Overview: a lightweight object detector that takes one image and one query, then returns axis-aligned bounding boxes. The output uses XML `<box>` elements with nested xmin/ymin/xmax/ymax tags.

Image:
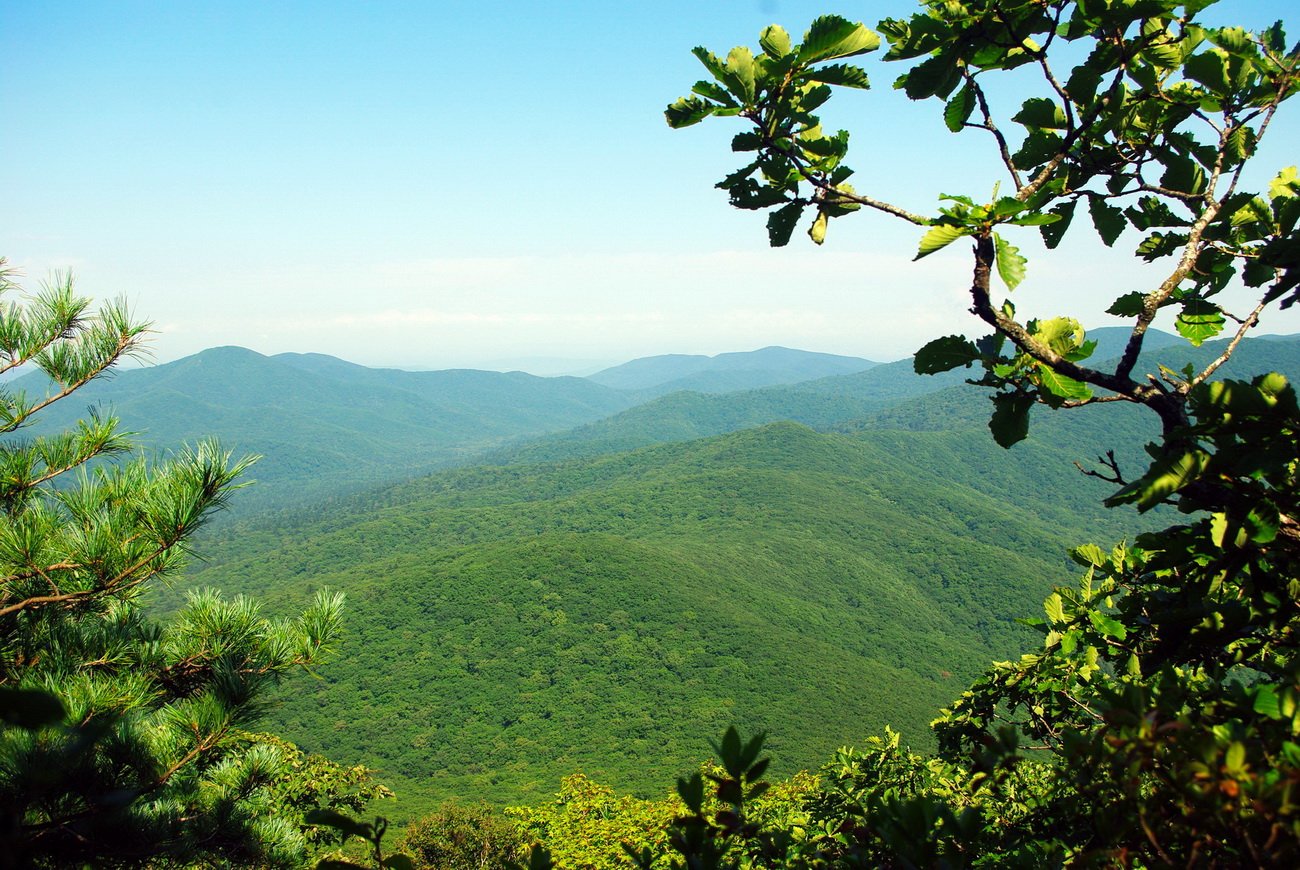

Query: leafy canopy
<box><xmin>667</xmin><ymin>1</ymin><xmax>1300</xmax><ymax>865</ymax></box>
<box><xmin>669</xmin><ymin>0</ymin><xmax>1300</xmax><ymax>447</ymax></box>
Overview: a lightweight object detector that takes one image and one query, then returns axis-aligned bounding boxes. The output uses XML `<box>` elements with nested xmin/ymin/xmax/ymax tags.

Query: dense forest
<box><xmin>3</xmin><ymin>0</ymin><xmax>1300</xmax><ymax>867</ymax></box>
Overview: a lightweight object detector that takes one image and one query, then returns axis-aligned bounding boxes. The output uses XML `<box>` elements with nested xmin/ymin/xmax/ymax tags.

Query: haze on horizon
<box><xmin>5</xmin><ymin>0</ymin><xmax>1298</xmax><ymax>372</ymax></box>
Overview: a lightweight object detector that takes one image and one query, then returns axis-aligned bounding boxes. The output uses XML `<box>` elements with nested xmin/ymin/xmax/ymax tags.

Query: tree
<box><xmin>666</xmin><ymin>0</ymin><xmax>1300</xmax><ymax>864</ymax></box>
<box><xmin>0</xmin><ymin>260</ymin><xmax>348</xmax><ymax>866</ymax></box>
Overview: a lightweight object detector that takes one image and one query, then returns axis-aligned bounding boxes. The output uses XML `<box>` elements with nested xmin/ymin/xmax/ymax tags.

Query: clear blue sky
<box><xmin>3</xmin><ymin>1</ymin><xmax>1297</xmax><ymax>371</ymax></box>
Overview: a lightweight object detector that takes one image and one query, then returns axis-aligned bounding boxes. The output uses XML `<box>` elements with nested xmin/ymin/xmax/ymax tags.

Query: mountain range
<box><xmin>13</xmin><ymin>345</ymin><xmax>882</xmax><ymax>509</ymax></box>
<box><xmin>586</xmin><ymin>346</ymin><xmax>877</xmax><ymax>396</ymax></box>
<box><xmin>17</xmin><ymin>328</ymin><xmax>1298</xmax><ymax>819</ymax></box>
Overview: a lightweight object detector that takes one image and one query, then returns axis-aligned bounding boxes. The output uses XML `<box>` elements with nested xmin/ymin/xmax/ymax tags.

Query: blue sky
<box><xmin>4</xmin><ymin>1</ymin><xmax>1297</xmax><ymax>372</ymax></box>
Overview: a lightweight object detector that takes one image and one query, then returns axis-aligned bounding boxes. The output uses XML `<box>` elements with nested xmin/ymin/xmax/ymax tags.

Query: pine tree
<box><xmin>0</xmin><ymin>259</ymin><xmax>345</xmax><ymax>867</ymax></box>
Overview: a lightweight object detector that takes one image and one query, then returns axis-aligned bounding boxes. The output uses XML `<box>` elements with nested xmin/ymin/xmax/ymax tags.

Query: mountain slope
<box><xmin>496</xmin><ymin>330</ymin><xmax>1293</xmax><ymax>467</ymax></box>
<box><xmin>179</xmin><ymin>417</ymin><xmax>1149</xmax><ymax>817</ymax></box>
<box><xmin>587</xmin><ymin>346</ymin><xmax>877</xmax><ymax>395</ymax></box>
<box><xmin>12</xmin><ymin>346</ymin><xmax>638</xmax><ymax>509</ymax></box>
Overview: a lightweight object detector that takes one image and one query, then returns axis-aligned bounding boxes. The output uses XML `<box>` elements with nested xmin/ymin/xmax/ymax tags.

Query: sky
<box><xmin>3</xmin><ymin>1</ymin><xmax>1298</xmax><ymax>373</ymax></box>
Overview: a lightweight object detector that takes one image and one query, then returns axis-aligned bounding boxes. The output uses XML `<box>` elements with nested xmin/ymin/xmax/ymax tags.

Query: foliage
<box><xmin>256</xmin><ymin>732</ymin><xmax>395</xmax><ymax>857</ymax></box>
<box><xmin>0</xmin><ymin>261</ymin><xmax>348</xmax><ymax>866</ymax></box>
<box><xmin>18</xmin><ymin>344</ymin><xmax>639</xmax><ymax>514</ymax></box>
<box><xmin>184</xmin><ymin>409</ymin><xmax>1167</xmax><ymax>814</ymax></box>
<box><xmin>671</xmin><ymin>1</ymin><xmax>1299</xmax><ymax>444</ymax></box>
<box><xmin>669</xmin><ymin>0</ymin><xmax>1300</xmax><ymax>864</ymax></box>
<box><xmin>303</xmin><ymin>808</ymin><xmax>415</xmax><ymax>870</ymax></box>
<box><xmin>399</xmin><ymin>799</ymin><xmax>529</xmax><ymax>869</ymax></box>
<box><xmin>510</xmin><ymin>774</ymin><xmax>678</xmax><ymax>869</ymax></box>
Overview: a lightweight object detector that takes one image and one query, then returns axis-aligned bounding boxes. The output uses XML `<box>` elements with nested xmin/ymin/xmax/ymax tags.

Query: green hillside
<box><xmin>586</xmin><ymin>346</ymin><xmax>877</xmax><ymax>395</ymax></box>
<box><xmin>498</xmin><ymin>331</ymin><xmax>1293</xmax><ymax>467</ymax></box>
<box><xmin>117</xmin><ymin>332</ymin><xmax>1300</xmax><ymax>821</ymax></box>
<box><xmin>15</xmin><ymin>346</ymin><xmax>638</xmax><ymax>509</ymax></box>
<box><xmin>178</xmin><ymin>418</ymin><xmax>1143</xmax><ymax>819</ymax></box>
<box><xmin>154</xmin><ymin>332</ymin><xmax>1300</xmax><ymax>819</ymax></box>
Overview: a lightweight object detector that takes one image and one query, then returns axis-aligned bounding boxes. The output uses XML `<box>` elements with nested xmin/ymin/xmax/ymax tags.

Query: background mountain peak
<box><xmin>586</xmin><ymin>346</ymin><xmax>878</xmax><ymax>394</ymax></box>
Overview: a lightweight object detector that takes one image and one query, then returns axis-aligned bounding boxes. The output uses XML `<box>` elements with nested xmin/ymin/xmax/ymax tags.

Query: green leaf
<box><xmin>1060</xmin><ymin>630</ymin><xmax>1079</xmax><ymax>655</ymax></box>
<box><xmin>305</xmin><ymin>808</ymin><xmax>372</xmax><ymax>841</ymax></box>
<box><xmin>990</xmin><ymin>197</ymin><xmax>1027</xmax><ymax>220</ymax></box>
<box><xmin>690</xmin><ymin>46</ymin><xmax>729</xmax><ymax>84</ymax></box>
<box><xmin>1009</xmin><ymin>212</ymin><xmax>1062</xmax><ymax>226</ymax></box>
<box><xmin>989</xmin><ymin>392</ymin><xmax>1034</xmax><ymax>448</ymax></box>
<box><xmin>915</xmin><ymin>224</ymin><xmax>970</xmax><ymax>259</ymax></box>
<box><xmin>766</xmin><ymin>202</ymin><xmax>803</xmax><ymax>247</ymax></box>
<box><xmin>1185</xmin><ymin>49</ymin><xmax>1231</xmax><ymax>93</ymax></box>
<box><xmin>1040</xmin><ymin>201</ymin><xmax>1076</xmax><ymax>249</ymax></box>
<box><xmin>1125</xmin><ymin>196</ymin><xmax>1189</xmax><ymax>230</ymax></box>
<box><xmin>1071</xmin><ymin>544</ymin><xmax>1107</xmax><ymax>567</ymax></box>
<box><xmin>1106</xmin><ymin>291</ymin><xmax>1146</xmax><ymax>316</ymax></box>
<box><xmin>1043</xmin><ymin>593</ymin><xmax>1065</xmax><ymax>623</ymax></box>
<box><xmin>665</xmin><ymin>96</ymin><xmax>715</xmax><ymax>128</ymax></box>
<box><xmin>1160</xmin><ymin>154</ymin><xmax>1207</xmax><ymax>196</ymax></box>
<box><xmin>676</xmin><ymin>772</ymin><xmax>705</xmax><ymax>812</ymax></box>
<box><xmin>808</xmin><ymin>211</ymin><xmax>828</xmax><ymax>245</ymax></box>
<box><xmin>1012</xmin><ymin>97</ymin><xmax>1067</xmax><ymax>130</ymax></box>
<box><xmin>1174</xmin><ymin>298</ymin><xmax>1225</xmax><ymax>346</ymax></box>
<box><xmin>1253</xmin><ymin>684</ymin><xmax>1283</xmax><ymax>719</ymax></box>
<box><xmin>1107</xmin><ymin>448</ymin><xmax>1212</xmax><ymax>511</ymax></box>
<box><xmin>1088</xmin><ymin>198</ymin><xmax>1126</xmax><ymax>247</ymax></box>
<box><xmin>725</xmin><ymin>46</ymin><xmax>757</xmax><ymax>102</ymax></box>
<box><xmin>1136</xmin><ymin>231</ymin><xmax>1185</xmax><ymax>261</ymax></box>
<box><xmin>1229</xmin><ymin>195</ymin><xmax>1272</xmax><ymax>227</ymax></box>
<box><xmin>913</xmin><ymin>335</ymin><xmax>980</xmax><ymax>374</ymax></box>
<box><xmin>944</xmin><ymin>85</ymin><xmax>975</xmax><ymax>132</ymax></box>
<box><xmin>690</xmin><ymin>80</ymin><xmax>736</xmax><ymax>106</ymax></box>
<box><xmin>1210</xmin><ymin>511</ymin><xmax>1233</xmax><ymax>547</ymax></box>
<box><xmin>1245</xmin><ymin>500</ymin><xmax>1281</xmax><ymax>544</ymax></box>
<box><xmin>759</xmin><ymin>25</ymin><xmax>792</xmax><ymax>59</ymax></box>
<box><xmin>1263</xmin><ymin>21</ymin><xmax>1288</xmax><ymax>53</ymax></box>
<box><xmin>1029</xmin><ymin>316</ymin><xmax>1087</xmax><ymax>355</ymax></box>
<box><xmin>798</xmin><ymin>16</ymin><xmax>881</xmax><ymax>64</ymax></box>
<box><xmin>1035</xmin><ymin>365</ymin><xmax>1092</xmax><ymax>406</ymax></box>
<box><xmin>1225</xmin><ymin>125</ymin><xmax>1256</xmax><ymax>165</ymax></box>
<box><xmin>1210</xmin><ymin>26</ymin><xmax>1250</xmax><ymax>55</ymax></box>
<box><xmin>1225</xmin><ymin>741</ymin><xmax>1246</xmax><ymax>775</ymax></box>
<box><xmin>804</xmin><ymin>63</ymin><xmax>870</xmax><ymax>88</ymax></box>
<box><xmin>994</xmin><ymin>233</ymin><xmax>1027</xmax><ymax>290</ymax></box>
<box><xmin>527</xmin><ymin>845</ymin><xmax>554</xmax><ymax>870</ymax></box>
<box><xmin>1269</xmin><ymin>166</ymin><xmax>1299</xmax><ymax>200</ymax></box>
<box><xmin>899</xmin><ymin>52</ymin><xmax>962</xmax><ymax>100</ymax></box>
<box><xmin>1140</xmin><ymin>19</ymin><xmax>1183</xmax><ymax>69</ymax></box>
<box><xmin>1088</xmin><ymin>610</ymin><xmax>1128</xmax><ymax>640</ymax></box>
<box><xmin>384</xmin><ymin>857</ymin><xmax>416</xmax><ymax>870</ymax></box>
<box><xmin>1012</xmin><ymin>131</ymin><xmax>1063</xmax><ymax>170</ymax></box>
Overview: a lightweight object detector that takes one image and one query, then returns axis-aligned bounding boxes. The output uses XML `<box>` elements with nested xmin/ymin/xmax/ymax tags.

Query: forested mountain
<box><xmin>28</xmin><ymin>330</ymin><xmax>1297</xmax><ymax>821</ymax></box>
<box><xmin>494</xmin><ymin>327</ymin><xmax>1234</xmax><ymax>467</ymax></box>
<box><xmin>180</xmin><ymin>414</ymin><xmax>1155</xmax><ymax>818</ymax></box>
<box><xmin>14</xmin><ymin>346</ymin><xmax>640</xmax><ymax>508</ymax></box>
<box><xmin>164</xmin><ymin>331</ymin><xmax>1300</xmax><ymax>821</ymax></box>
<box><xmin>586</xmin><ymin>346</ymin><xmax>876</xmax><ymax>395</ymax></box>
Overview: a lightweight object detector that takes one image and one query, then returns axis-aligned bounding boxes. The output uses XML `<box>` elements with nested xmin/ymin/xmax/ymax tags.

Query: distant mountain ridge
<box><xmin>12</xmin><ymin>346</ymin><xmax>639</xmax><ymax>509</ymax></box>
<box><xmin>9</xmin><ymin>328</ymin><xmax>1275</xmax><ymax>509</ymax></box>
<box><xmin>497</xmin><ymin>327</ymin><xmax>1230</xmax><ymax>466</ymax></box>
<box><xmin>586</xmin><ymin>345</ymin><xmax>878</xmax><ymax>395</ymax></box>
